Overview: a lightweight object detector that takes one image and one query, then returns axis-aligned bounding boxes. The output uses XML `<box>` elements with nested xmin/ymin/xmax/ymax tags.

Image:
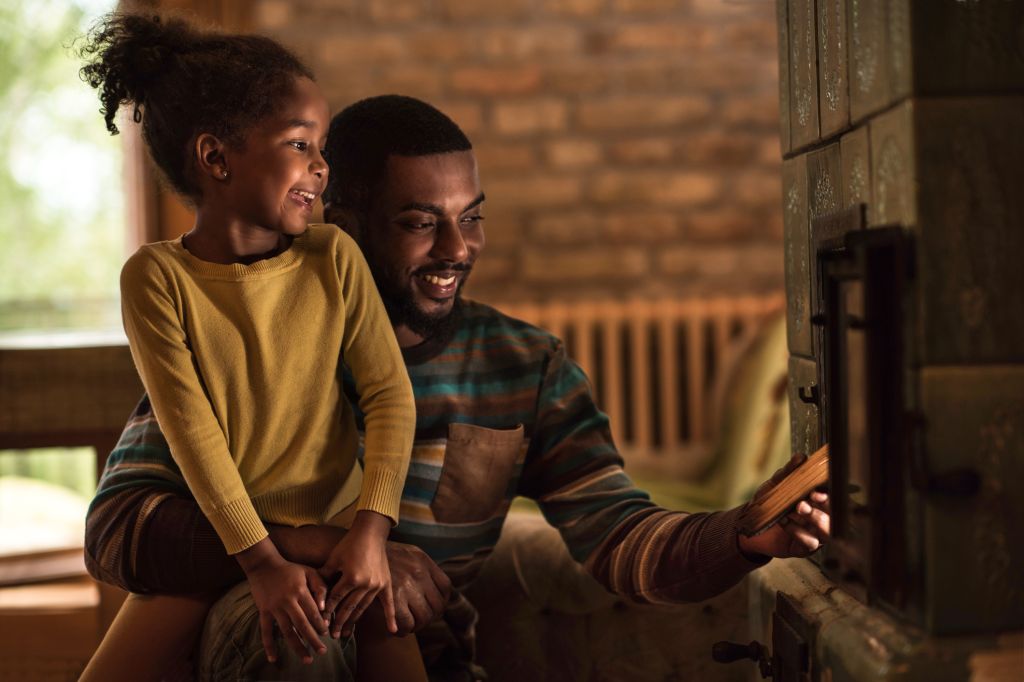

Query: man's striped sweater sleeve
<box><xmin>85</xmin><ymin>397</ymin><xmax>240</xmax><ymax>593</ymax></box>
<box><xmin>519</xmin><ymin>343</ymin><xmax>767</xmax><ymax>605</ymax></box>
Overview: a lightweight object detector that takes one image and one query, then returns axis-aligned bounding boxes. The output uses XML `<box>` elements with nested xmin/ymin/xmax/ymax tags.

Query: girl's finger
<box><xmin>326</xmin><ymin>581</ymin><xmax>355</xmax><ymax>630</ymax></box>
<box><xmin>307</xmin><ymin>570</ymin><xmax>328</xmax><ymax>615</ymax></box>
<box><xmin>328</xmin><ymin>584</ymin><xmax>356</xmax><ymax>638</ymax></box>
<box><xmin>289</xmin><ymin>600</ymin><xmax>327</xmax><ymax>658</ymax></box>
<box><xmin>298</xmin><ymin>586</ymin><xmax>329</xmax><ymax>639</ymax></box>
<box><xmin>336</xmin><ymin>588</ymin><xmax>368</xmax><ymax>637</ymax></box>
<box><xmin>260</xmin><ymin>611</ymin><xmax>277</xmax><ymax>663</ymax></box>
<box><xmin>277</xmin><ymin>612</ymin><xmax>311</xmax><ymax>663</ymax></box>
<box><xmin>344</xmin><ymin>591</ymin><xmax>378</xmax><ymax>636</ymax></box>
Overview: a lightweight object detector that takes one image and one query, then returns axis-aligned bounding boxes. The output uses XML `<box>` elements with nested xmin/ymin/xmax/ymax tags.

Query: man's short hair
<box><xmin>324</xmin><ymin>95</ymin><xmax>472</xmax><ymax>216</ymax></box>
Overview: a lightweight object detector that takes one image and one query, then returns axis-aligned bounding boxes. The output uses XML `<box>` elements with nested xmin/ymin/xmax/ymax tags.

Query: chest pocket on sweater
<box><xmin>431</xmin><ymin>423</ymin><xmax>525</xmax><ymax>524</ymax></box>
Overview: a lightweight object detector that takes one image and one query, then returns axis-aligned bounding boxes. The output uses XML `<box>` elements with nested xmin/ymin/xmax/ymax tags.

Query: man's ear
<box><xmin>194</xmin><ymin>133</ymin><xmax>230</xmax><ymax>181</ymax></box>
<box><xmin>324</xmin><ymin>203</ymin><xmax>363</xmax><ymax>242</ymax></box>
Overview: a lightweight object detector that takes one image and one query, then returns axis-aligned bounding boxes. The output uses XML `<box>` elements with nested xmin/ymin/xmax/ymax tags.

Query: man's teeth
<box><xmin>422</xmin><ymin>274</ymin><xmax>456</xmax><ymax>286</ymax></box>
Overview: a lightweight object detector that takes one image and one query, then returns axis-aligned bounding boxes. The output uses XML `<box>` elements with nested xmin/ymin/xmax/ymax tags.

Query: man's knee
<box><xmin>198</xmin><ymin>581</ymin><xmax>354</xmax><ymax>682</ymax></box>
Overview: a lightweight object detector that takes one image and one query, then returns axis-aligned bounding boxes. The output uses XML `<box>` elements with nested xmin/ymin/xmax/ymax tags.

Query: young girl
<box><xmin>78</xmin><ymin>12</ymin><xmax>424</xmax><ymax>679</ymax></box>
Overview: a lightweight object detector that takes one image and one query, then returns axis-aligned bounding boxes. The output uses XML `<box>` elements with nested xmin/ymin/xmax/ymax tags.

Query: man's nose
<box><xmin>432</xmin><ymin>220</ymin><xmax>469</xmax><ymax>263</ymax></box>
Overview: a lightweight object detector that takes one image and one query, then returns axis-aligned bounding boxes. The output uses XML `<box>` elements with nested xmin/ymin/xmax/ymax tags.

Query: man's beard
<box><xmin>372</xmin><ymin>262</ymin><xmax>471</xmax><ymax>341</ymax></box>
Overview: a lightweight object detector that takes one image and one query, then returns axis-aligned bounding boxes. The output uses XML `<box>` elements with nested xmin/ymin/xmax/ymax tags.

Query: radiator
<box><xmin>498</xmin><ymin>293</ymin><xmax>785</xmax><ymax>474</ymax></box>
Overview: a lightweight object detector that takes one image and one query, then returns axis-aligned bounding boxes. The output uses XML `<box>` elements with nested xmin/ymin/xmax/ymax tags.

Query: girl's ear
<box><xmin>324</xmin><ymin>204</ymin><xmax>362</xmax><ymax>243</ymax></box>
<box><xmin>195</xmin><ymin>133</ymin><xmax>229</xmax><ymax>181</ymax></box>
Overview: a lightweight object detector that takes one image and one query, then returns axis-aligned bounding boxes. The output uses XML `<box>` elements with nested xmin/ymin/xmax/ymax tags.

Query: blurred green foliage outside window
<box><xmin>0</xmin><ymin>0</ymin><xmax>124</xmax><ymax>332</ymax></box>
<box><xmin>1</xmin><ymin>0</ymin><xmax>122</xmax><ymax>554</ymax></box>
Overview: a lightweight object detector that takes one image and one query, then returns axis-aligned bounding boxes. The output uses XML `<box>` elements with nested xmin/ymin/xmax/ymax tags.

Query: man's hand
<box><xmin>384</xmin><ymin>541</ymin><xmax>452</xmax><ymax>637</ymax></box>
<box><xmin>270</xmin><ymin>523</ymin><xmax>451</xmax><ymax>637</ymax></box>
<box><xmin>235</xmin><ymin>538</ymin><xmax>329</xmax><ymax>664</ymax></box>
<box><xmin>738</xmin><ymin>453</ymin><xmax>831</xmax><ymax>559</ymax></box>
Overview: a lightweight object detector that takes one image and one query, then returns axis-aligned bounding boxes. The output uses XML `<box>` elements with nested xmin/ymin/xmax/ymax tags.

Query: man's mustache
<box><xmin>413</xmin><ymin>262</ymin><xmax>473</xmax><ymax>275</ymax></box>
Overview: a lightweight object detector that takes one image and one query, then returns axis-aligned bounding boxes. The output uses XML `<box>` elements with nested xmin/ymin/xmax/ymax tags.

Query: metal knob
<box><xmin>712</xmin><ymin>640</ymin><xmax>772</xmax><ymax>678</ymax></box>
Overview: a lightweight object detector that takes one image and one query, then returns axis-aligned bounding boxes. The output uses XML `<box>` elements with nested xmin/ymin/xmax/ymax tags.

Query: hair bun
<box><xmin>79</xmin><ymin>12</ymin><xmax>193</xmax><ymax>133</ymax></box>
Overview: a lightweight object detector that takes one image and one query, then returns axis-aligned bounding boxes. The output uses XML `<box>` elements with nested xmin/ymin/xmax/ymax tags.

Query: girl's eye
<box><xmin>289</xmin><ymin>141</ymin><xmax>309</xmax><ymax>151</ymax></box>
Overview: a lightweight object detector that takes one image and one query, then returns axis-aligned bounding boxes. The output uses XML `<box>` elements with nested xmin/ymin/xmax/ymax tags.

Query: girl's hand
<box><xmin>320</xmin><ymin>510</ymin><xmax>396</xmax><ymax>639</ymax></box>
<box><xmin>236</xmin><ymin>538</ymin><xmax>329</xmax><ymax>664</ymax></box>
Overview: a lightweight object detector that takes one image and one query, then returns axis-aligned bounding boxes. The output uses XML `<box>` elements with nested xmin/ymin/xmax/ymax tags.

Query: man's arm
<box><xmin>86</xmin><ymin>396</ymin><xmax>450</xmax><ymax>632</ymax></box>
<box><xmin>518</xmin><ymin>342</ymin><xmax>827</xmax><ymax>605</ymax></box>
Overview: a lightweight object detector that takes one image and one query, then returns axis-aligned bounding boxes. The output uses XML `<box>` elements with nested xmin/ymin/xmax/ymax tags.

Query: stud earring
<box><xmin>221</xmin><ymin>169</ymin><xmax>229</xmax><ymax>179</ymax></box>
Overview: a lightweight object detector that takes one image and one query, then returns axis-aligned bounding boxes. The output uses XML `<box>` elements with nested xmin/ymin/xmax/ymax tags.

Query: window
<box><xmin>0</xmin><ymin>0</ymin><xmax>123</xmax><ymax>559</ymax></box>
<box><xmin>0</xmin><ymin>0</ymin><xmax>125</xmax><ymax>332</ymax></box>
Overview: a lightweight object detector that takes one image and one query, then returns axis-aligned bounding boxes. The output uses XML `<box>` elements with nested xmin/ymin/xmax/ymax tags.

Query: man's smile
<box><xmin>415</xmin><ymin>269</ymin><xmax>463</xmax><ymax>300</ymax></box>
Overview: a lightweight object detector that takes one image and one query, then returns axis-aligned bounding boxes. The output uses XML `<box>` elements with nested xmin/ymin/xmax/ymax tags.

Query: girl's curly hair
<box><xmin>79</xmin><ymin>12</ymin><xmax>313</xmax><ymax>200</ymax></box>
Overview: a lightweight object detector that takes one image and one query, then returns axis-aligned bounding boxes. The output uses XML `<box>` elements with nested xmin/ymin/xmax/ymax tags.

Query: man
<box><xmin>84</xmin><ymin>95</ymin><xmax>829</xmax><ymax>680</ymax></box>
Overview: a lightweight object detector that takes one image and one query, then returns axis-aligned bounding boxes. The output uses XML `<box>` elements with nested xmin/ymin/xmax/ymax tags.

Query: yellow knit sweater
<box><xmin>120</xmin><ymin>224</ymin><xmax>414</xmax><ymax>554</ymax></box>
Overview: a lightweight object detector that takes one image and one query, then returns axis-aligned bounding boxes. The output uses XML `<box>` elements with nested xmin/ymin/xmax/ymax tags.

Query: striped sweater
<box><xmin>87</xmin><ymin>300</ymin><xmax>764</xmax><ymax>604</ymax></box>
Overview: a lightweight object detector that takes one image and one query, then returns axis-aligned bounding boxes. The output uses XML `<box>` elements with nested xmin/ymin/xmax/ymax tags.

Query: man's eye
<box><xmin>289</xmin><ymin>141</ymin><xmax>309</xmax><ymax>151</ymax></box>
<box><xmin>461</xmin><ymin>215</ymin><xmax>484</xmax><ymax>225</ymax></box>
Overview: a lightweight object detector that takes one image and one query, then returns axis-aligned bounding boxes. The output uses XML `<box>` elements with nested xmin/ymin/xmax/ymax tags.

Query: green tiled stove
<box><xmin>721</xmin><ymin>2</ymin><xmax>1024</xmax><ymax>680</ymax></box>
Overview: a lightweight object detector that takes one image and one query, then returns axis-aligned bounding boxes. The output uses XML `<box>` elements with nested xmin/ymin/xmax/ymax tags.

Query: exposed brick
<box><xmin>721</xmin><ymin>92</ymin><xmax>781</xmax><ymax>129</ymax></box>
<box><xmin>544</xmin><ymin>63</ymin><xmax>609</xmax><ymax>94</ymax></box>
<box><xmin>610</xmin><ymin>60</ymin><xmax>673</xmax><ymax>92</ymax></box>
<box><xmin>758</xmin><ymin>137</ymin><xmax>783</xmax><ymax>165</ymax></box>
<box><xmin>690</xmin><ymin>0</ymin><xmax>761</xmax><ymax>17</ymax></box>
<box><xmin>718</xmin><ymin>18</ymin><xmax>778</xmax><ymax>53</ymax></box>
<box><xmin>262</xmin><ymin>0</ymin><xmax>785</xmax><ymax>301</ymax></box>
<box><xmin>318</xmin><ymin>34</ymin><xmax>406</xmax><ymax>65</ymax></box>
<box><xmin>373</xmin><ymin>66</ymin><xmax>445</xmax><ymax>98</ymax></box>
<box><xmin>682</xmin><ymin>208</ymin><xmax>762</xmax><ymax>242</ymax></box>
<box><xmin>407</xmin><ymin>29</ymin><xmax>474</xmax><ymax>62</ymax></box>
<box><xmin>578</xmin><ymin>95</ymin><xmax>711</xmax><ymax>130</ymax></box>
<box><xmin>451</xmin><ymin>66</ymin><xmax>543</xmax><ymax>96</ymax></box>
<box><xmin>430</xmin><ymin>100</ymin><xmax>485</xmax><ymax>135</ymax></box>
<box><xmin>253</xmin><ymin>0</ymin><xmax>293</xmax><ymax>29</ymax></box>
<box><xmin>468</xmin><ymin>252</ymin><xmax>518</xmax><ymax>286</ymax></box>
<box><xmin>612</xmin><ymin>0</ymin><xmax>685</xmax><ymax>14</ymax></box>
<box><xmin>477</xmin><ymin>26</ymin><xmax>583</xmax><ymax>61</ymax></box>
<box><xmin>680</xmin><ymin>130</ymin><xmax>763</xmax><ymax>166</ymax></box>
<box><xmin>493</xmin><ymin>100</ymin><xmax>569</xmax><ymax>136</ymax></box>
<box><xmin>657</xmin><ymin>244</ymin><xmax>783</xmax><ymax>280</ymax></box>
<box><xmin>522</xmin><ymin>247</ymin><xmax>650</xmax><ymax>282</ymax></box>
<box><xmin>545</xmin><ymin>139</ymin><xmax>603</xmax><ymax>168</ymax></box>
<box><xmin>527</xmin><ymin>211</ymin><xmax>602</xmax><ymax>244</ymax></box>
<box><xmin>543</xmin><ymin>0</ymin><xmax>607</xmax><ymax>17</ymax></box>
<box><xmin>441</xmin><ymin>0</ymin><xmax>533</xmax><ymax>20</ymax></box>
<box><xmin>731</xmin><ymin>170</ymin><xmax>783</xmax><ymax>209</ymax></box>
<box><xmin>590</xmin><ymin>171</ymin><xmax>719</xmax><ymax>206</ymax></box>
<box><xmin>475</xmin><ymin>211</ymin><xmax>526</xmax><ymax>249</ymax></box>
<box><xmin>368</xmin><ymin>0</ymin><xmax>430</xmax><ymax>23</ymax></box>
<box><xmin>599</xmin><ymin>23</ymin><xmax>713</xmax><ymax>53</ymax></box>
<box><xmin>473</xmin><ymin>141</ymin><xmax>538</xmax><ymax>173</ymax></box>
<box><xmin>671</xmin><ymin>56</ymin><xmax>779</xmax><ymax>91</ymax></box>
<box><xmin>486</xmin><ymin>175</ymin><xmax>584</xmax><ymax>207</ymax></box>
<box><xmin>608</xmin><ymin>137</ymin><xmax>676</xmax><ymax>164</ymax></box>
<box><xmin>603</xmin><ymin>211</ymin><xmax>680</xmax><ymax>241</ymax></box>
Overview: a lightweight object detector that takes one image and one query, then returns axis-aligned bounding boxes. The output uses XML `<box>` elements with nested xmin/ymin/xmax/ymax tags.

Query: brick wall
<box><xmin>247</xmin><ymin>0</ymin><xmax>784</xmax><ymax>303</ymax></box>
